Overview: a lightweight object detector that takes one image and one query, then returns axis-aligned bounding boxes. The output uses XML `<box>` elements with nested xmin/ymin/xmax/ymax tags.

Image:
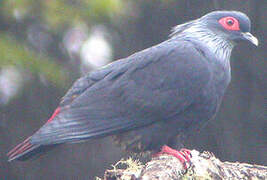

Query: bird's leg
<box><xmin>153</xmin><ymin>145</ymin><xmax>192</xmax><ymax>169</ymax></box>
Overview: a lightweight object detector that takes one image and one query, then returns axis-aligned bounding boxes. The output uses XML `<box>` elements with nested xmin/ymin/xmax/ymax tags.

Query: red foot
<box><xmin>154</xmin><ymin>145</ymin><xmax>192</xmax><ymax>169</ymax></box>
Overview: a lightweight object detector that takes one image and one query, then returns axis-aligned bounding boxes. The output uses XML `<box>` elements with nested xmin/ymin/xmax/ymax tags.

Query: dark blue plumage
<box><xmin>7</xmin><ymin>11</ymin><xmax>258</xmax><ymax>161</ymax></box>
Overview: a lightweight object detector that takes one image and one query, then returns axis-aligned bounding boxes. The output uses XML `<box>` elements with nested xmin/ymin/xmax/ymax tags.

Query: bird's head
<box><xmin>171</xmin><ymin>11</ymin><xmax>258</xmax><ymax>63</ymax></box>
<box><xmin>172</xmin><ymin>11</ymin><xmax>258</xmax><ymax>46</ymax></box>
<box><xmin>199</xmin><ymin>11</ymin><xmax>258</xmax><ymax>46</ymax></box>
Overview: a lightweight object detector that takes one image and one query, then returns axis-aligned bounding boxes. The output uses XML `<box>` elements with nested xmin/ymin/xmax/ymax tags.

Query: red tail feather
<box><xmin>8</xmin><ymin>108</ymin><xmax>61</xmax><ymax>161</ymax></box>
<box><xmin>7</xmin><ymin>137</ymin><xmax>38</xmax><ymax>161</ymax></box>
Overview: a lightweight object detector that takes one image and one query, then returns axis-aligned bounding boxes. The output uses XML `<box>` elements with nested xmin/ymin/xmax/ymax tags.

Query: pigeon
<box><xmin>7</xmin><ymin>11</ymin><xmax>258</xmax><ymax>166</ymax></box>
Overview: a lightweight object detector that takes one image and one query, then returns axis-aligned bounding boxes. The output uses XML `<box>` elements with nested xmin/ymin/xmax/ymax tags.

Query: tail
<box><xmin>7</xmin><ymin>137</ymin><xmax>56</xmax><ymax>161</ymax></box>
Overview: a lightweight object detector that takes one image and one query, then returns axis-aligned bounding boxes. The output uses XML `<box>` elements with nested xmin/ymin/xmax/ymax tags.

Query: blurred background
<box><xmin>0</xmin><ymin>0</ymin><xmax>266</xmax><ymax>179</ymax></box>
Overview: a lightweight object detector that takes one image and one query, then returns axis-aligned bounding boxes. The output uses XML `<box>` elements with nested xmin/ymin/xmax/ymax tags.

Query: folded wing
<box><xmin>30</xmin><ymin>40</ymin><xmax>211</xmax><ymax>145</ymax></box>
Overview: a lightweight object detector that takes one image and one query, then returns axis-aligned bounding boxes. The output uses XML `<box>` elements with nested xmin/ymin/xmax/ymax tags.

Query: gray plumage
<box><xmin>8</xmin><ymin>11</ymin><xmax>258</xmax><ymax>161</ymax></box>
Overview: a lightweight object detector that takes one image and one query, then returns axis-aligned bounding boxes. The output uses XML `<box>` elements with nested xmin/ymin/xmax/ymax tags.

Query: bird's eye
<box><xmin>219</xmin><ymin>16</ymin><xmax>240</xmax><ymax>31</ymax></box>
<box><xmin>226</xmin><ymin>18</ymin><xmax>234</xmax><ymax>26</ymax></box>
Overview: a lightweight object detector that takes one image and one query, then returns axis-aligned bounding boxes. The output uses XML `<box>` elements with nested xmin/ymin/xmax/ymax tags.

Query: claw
<box><xmin>180</xmin><ymin>148</ymin><xmax>192</xmax><ymax>162</ymax></box>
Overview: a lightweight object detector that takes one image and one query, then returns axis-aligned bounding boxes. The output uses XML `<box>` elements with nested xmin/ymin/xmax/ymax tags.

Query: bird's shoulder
<box><xmin>126</xmin><ymin>39</ymin><xmax>212</xmax><ymax>89</ymax></box>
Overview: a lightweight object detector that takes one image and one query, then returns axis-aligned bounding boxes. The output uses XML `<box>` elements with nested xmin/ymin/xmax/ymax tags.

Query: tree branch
<box><xmin>102</xmin><ymin>150</ymin><xmax>267</xmax><ymax>180</ymax></box>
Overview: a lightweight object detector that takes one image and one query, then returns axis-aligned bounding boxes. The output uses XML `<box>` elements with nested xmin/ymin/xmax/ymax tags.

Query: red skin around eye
<box><xmin>219</xmin><ymin>17</ymin><xmax>240</xmax><ymax>31</ymax></box>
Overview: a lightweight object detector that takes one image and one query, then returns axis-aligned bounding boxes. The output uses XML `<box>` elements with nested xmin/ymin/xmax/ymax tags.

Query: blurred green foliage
<box><xmin>1</xmin><ymin>0</ymin><xmax>124</xmax><ymax>30</ymax></box>
<box><xmin>0</xmin><ymin>34</ymin><xmax>68</xmax><ymax>86</ymax></box>
<box><xmin>0</xmin><ymin>0</ymin><xmax>125</xmax><ymax>89</ymax></box>
<box><xmin>44</xmin><ymin>0</ymin><xmax>123</xmax><ymax>29</ymax></box>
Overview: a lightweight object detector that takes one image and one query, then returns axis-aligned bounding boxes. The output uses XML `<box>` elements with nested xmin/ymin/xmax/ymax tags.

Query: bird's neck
<box><xmin>171</xmin><ymin>25</ymin><xmax>234</xmax><ymax>69</ymax></box>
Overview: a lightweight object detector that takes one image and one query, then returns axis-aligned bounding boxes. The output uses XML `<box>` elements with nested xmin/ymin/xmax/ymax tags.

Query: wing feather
<box><xmin>31</xmin><ymin>40</ymin><xmax>211</xmax><ymax>145</ymax></box>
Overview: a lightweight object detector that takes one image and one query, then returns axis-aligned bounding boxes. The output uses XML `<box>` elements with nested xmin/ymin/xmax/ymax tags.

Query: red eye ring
<box><xmin>219</xmin><ymin>16</ymin><xmax>240</xmax><ymax>31</ymax></box>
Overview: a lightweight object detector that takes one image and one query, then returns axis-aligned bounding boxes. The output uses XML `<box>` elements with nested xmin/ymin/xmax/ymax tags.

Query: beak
<box><xmin>242</xmin><ymin>32</ymin><xmax>258</xmax><ymax>46</ymax></box>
